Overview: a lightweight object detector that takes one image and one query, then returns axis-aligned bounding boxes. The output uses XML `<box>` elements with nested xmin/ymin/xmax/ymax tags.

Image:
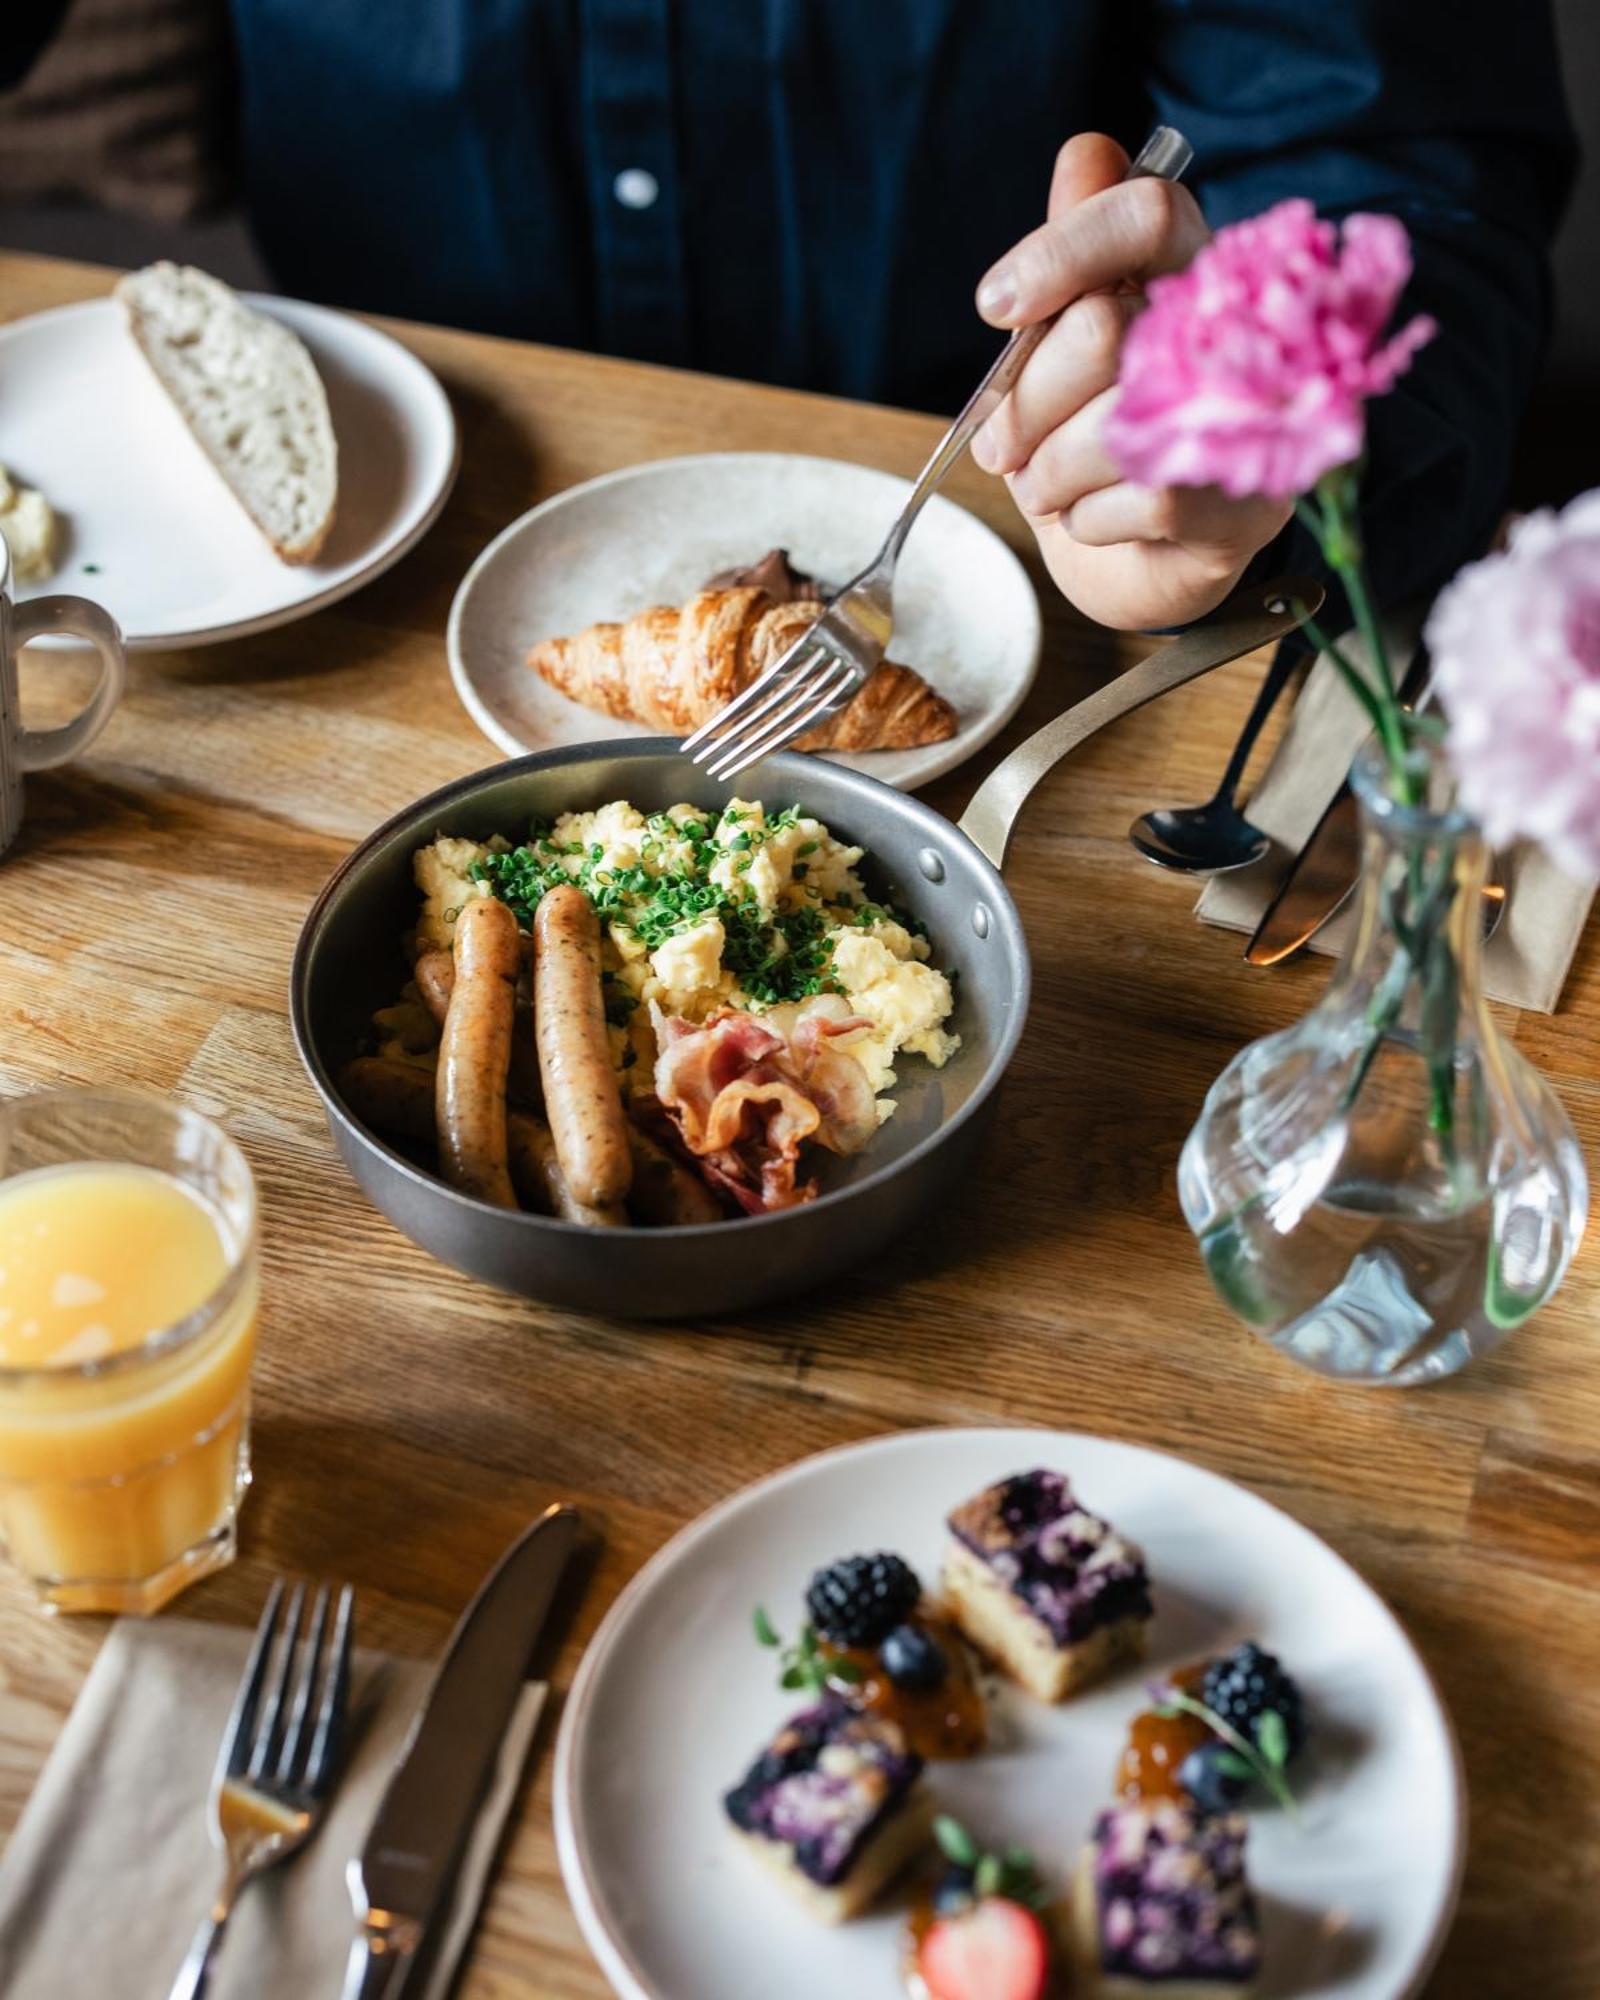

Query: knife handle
<box><xmin>341</xmin><ymin>1916</ymin><xmax>422</xmax><ymax>2000</ymax></box>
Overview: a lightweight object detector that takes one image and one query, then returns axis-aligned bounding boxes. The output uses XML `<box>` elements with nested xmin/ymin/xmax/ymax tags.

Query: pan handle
<box><xmin>956</xmin><ymin>574</ymin><xmax>1324</xmax><ymax>870</ymax></box>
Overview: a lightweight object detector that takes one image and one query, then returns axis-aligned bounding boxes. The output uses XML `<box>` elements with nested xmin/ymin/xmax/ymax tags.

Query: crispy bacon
<box><xmin>650</xmin><ymin>1005</ymin><xmax>878</xmax><ymax>1213</ymax></box>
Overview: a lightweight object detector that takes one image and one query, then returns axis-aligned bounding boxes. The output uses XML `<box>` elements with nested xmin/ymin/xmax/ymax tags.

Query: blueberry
<box><xmin>1178</xmin><ymin>1740</ymin><xmax>1251</xmax><ymax>1815</ymax></box>
<box><xmin>932</xmin><ymin>1863</ymin><xmax>976</xmax><ymax>1915</ymax></box>
<box><xmin>879</xmin><ymin>1623</ymin><xmax>947</xmax><ymax>1692</ymax></box>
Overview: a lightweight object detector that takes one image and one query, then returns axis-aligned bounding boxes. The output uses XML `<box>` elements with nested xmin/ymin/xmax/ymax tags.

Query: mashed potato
<box><xmin>408</xmin><ymin>797</ymin><xmax>958</xmax><ymax>1110</ymax></box>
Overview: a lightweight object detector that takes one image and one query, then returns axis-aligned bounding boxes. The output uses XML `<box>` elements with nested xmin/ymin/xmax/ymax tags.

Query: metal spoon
<box><xmin>1129</xmin><ymin>629</ymin><xmax>1313</xmax><ymax>872</ymax></box>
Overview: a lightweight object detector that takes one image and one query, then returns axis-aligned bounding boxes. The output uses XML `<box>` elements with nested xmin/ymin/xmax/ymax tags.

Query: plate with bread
<box><xmin>0</xmin><ymin>263</ymin><xmax>457</xmax><ymax>647</ymax></box>
<box><xmin>447</xmin><ymin>452</ymin><xmax>1042</xmax><ymax>791</ymax></box>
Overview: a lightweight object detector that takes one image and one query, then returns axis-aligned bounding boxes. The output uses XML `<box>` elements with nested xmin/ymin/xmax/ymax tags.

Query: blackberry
<box><xmin>806</xmin><ymin>1552</ymin><xmax>920</xmax><ymax>1647</ymax></box>
<box><xmin>879</xmin><ymin>1622</ymin><xmax>947</xmax><ymax>1692</ymax></box>
<box><xmin>1202</xmin><ymin>1642</ymin><xmax>1307</xmax><ymax>1759</ymax></box>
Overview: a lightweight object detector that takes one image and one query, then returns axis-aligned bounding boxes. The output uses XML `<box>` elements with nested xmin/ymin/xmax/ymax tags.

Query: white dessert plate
<box><xmin>0</xmin><ymin>293</ymin><xmax>458</xmax><ymax>648</ymax></box>
<box><xmin>555</xmin><ymin>1426</ymin><xmax>1463</xmax><ymax>2000</ymax></box>
<box><xmin>447</xmin><ymin>452</ymin><xmax>1042</xmax><ymax>792</ymax></box>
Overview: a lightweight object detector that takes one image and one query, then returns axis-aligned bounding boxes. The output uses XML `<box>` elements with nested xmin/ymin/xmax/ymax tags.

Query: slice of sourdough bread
<box><xmin>115</xmin><ymin>262</ymin><xmax>337</xmax><ymax>564</ymax></box>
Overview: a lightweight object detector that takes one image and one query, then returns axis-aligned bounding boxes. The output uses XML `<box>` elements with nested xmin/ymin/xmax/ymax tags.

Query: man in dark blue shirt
<box><xmin>5</xmin><ymin>1</ymin><xmax>1576</xmax><ymax>629</ymax></box>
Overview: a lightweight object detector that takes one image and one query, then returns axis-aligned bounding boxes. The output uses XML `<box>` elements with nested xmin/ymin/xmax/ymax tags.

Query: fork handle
<box><xmin>167</xmin><ymin>1876</ymin><xmax>242</xmax><ymax>2000</ymax></box>
<box><xmin>879</xmin><ymin>124</ymin><xmax>1194</xmax><ymax>571</ymax></box>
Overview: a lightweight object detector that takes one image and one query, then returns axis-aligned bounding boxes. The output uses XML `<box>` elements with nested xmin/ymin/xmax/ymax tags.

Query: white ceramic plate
<box><xmin>447</xmin><ymin>453</ymin><xmax>1041</xmax><ymax>791</ymax></box>
<box><xmin>555</xmin><ymin>1427</ymin><xmax>1463</xmax><ymax>2000</ymax></box>
<box><xmin>0</xmin><ymin>294</ymin><xmax>458</xmax><ymax>648</ymax></box>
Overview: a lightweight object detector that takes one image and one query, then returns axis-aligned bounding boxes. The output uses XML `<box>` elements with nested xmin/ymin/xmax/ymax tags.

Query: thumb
<box><xmin>1048</xmin><ymin>132</ymin><xmax>1130</xmax><ymax>221</ymax></box>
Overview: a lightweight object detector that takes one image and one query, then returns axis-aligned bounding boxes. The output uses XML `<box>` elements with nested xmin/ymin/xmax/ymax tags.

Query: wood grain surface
<box><xmin>0</xmin><ymin>253</ymin><xmax>1596</xmax><ymax>1998</ymax></box>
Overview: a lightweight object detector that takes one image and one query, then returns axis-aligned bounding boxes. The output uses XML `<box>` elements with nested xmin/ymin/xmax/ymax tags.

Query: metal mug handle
<box><xmin>12</xmin><ymin>593</ymin><xmax>127</xmax><ymax>772</ymax></box>
<box><xmin>957</xmin><ymin>575</ymin><xmax>1324</xmax><ymax>870</ymax></box>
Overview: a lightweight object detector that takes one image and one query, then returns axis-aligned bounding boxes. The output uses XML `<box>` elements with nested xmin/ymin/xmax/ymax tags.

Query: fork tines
<box><xmin>681</xmin><ymin>628</ymin><xmax>861</xmax><ymax>782</ymax></box>
<box><xmin>221</xmin><ymin>1577</ymin><xmax>354</xmax><ymax>1802</ymax></box>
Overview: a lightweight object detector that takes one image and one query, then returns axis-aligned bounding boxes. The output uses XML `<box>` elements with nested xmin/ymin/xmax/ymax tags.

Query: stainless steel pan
<box><xmin>291</xmin><ymin>577</ymin><xmax>1315</xmax><ymax>1318</ymax></box>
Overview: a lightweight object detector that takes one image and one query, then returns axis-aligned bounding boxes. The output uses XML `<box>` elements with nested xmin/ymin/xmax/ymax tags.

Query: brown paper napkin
<box><xmin>1195</xmin><ymin>626</ymin><xmax>1597</xmax><ymax>1012</ymax></box>
<box><xmin>0</xmin><ymin>1617</ymin><xmax>545</xmax><ymax>2000</ymax></box>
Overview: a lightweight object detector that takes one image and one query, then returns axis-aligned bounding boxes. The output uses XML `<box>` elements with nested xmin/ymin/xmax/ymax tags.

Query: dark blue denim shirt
<box><xmin>8</xmin><ymin>1</ymin><xmax>1577</xmax><ymax>607</ymax></box>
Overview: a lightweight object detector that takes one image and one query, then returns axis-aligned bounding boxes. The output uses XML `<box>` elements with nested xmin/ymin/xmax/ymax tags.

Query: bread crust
<box><xmin>116</xmin><ymin>263</ymin><xmax>338</xmax><ymax>565</ymax></box>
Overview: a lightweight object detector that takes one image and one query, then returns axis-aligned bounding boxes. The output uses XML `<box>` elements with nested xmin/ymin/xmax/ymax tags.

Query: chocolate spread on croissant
<box><xmin>702</xmin><ymin>547</ymin><xmax>822</xmax><ymax>603</ymax></box>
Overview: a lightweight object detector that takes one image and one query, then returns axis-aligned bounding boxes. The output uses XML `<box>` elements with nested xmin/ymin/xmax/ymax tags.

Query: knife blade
<box><xmin>342</xmin><ymin>1503</ymin><xmax>579</xmax><ymax>2000</ymax></box>
<box><xmin>1244</xmin><ymin>781</ymin><xmax>1363</xmax><ymax>965</ymax></box>
<box><xmin>1244</xmin><ymin>643</ymin><xmax>1432</xmax><ymax>966</ymax></box>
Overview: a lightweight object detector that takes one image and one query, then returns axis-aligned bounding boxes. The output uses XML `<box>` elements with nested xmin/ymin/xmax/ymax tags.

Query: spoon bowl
<box><xmin>1128</xmin><ymin>631</ymin><xmax>1309</xmax><ymax>875</ymax></box>
<box><xmin>1130</xmin><ymin>799</ymin><xmax>1272</xmax><ymax>872</ymax></box>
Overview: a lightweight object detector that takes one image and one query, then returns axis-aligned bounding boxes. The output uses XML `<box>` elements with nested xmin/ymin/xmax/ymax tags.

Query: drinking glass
<box><xmin>0</xmin><ymin>1089</ymin><xmax>259</xmax><ymax>1613</ymax></box>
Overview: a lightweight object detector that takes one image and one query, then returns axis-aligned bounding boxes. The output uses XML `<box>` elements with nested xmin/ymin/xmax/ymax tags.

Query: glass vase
<box><xmin>1179</xmin><ymin>742</ymin><xmax>1588</xmax><ymax>1384</ymax></box>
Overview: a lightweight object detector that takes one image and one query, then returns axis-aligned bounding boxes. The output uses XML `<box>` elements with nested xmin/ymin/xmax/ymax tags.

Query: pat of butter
<box><xmin>0</xmin><ymin>463</ymin><xmax>59</xmax><ymax>582</ymax></box>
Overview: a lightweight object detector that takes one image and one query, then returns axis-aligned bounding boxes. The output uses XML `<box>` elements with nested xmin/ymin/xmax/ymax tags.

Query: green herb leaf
<box><xmin>1256</xmin><ymin>1709</ymin><xmax>1289</xmax><ymax>1769</ymax></box>
<box><xmin>1213</xmin><ymin>1748</ymin><xmax>1256</xmax><ymax>1781</ymax></box>
<box><xmin>1155</xmin><ymin>1685</ymin><xmax>1301</xmax><ymax>1821</ymax></box>
<box><xmin>779</xmin><ymin>1665</ymin><xmax>806</xmax><ymax>1690</ymax></box>
<box><xmin>933</xmin><ymin>1817</ymin><xmax>979</xmax><ymax>1868</ymax></box>
<box><xmin>752</xmin><ymin>1605</ymin><xmax>780</xmax><ymax>1648</ymax></box>
<box><xmin>974</xmin><ymin>1854</ymin><xmax>1003</xmax><ymax>1898</ymax></box>
<box><xmin>827</xmin><ymin>1656</ymin><xmax>863</xmax><ymax>1685</ymax></box>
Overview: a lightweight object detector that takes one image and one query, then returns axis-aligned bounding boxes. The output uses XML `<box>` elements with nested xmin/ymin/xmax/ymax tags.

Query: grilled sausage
<box><xmin>533</xmin><ymin>885</ymin><xmax>633</xmax><ymax>1209</ymax></box>
<box><xmin>412</xmin><ymin>949</ymin><xmax>456</xmax><ymax>1025</ymax></box>
<box><xmin>507</xmin><ymin>1111</ymin><xmax>626</xmax><ymax>1227</ymax></box>
<box><xmin>338</xmin><ymin>1056</ymin><xmax>436</xmax><ymax>1145</ymax></box>
<box><xmin>415</xmin><ymin>943</ymin><xmax>543</xmax><ymax>1108</ymax></box>
<box><xmin>436</xmin><ymin>895</ymin><xmax>521</xmax><ymax>1208</ymax></box>
<box><xmin>338</xmin><ymin>1054</ymin><xmax>624</xmax><ymax>1227</ymax></box>
<box><xmin>625</xmin><ymin>1125</ymin><xmax>726</xmax><ymax>1226</ymax></box>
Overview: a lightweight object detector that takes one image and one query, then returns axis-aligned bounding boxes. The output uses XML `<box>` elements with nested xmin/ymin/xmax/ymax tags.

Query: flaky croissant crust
<box><xmin>527</xmin><ymin>586</ymin><xmax>957</xmax><ymax>751</ymax></box>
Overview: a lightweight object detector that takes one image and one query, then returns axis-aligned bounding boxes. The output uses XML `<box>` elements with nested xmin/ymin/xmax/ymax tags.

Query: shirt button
<box><xmin>612</xmin><ymin>167</ymin><xmax>660</xmax><ymax>211</ymax></box>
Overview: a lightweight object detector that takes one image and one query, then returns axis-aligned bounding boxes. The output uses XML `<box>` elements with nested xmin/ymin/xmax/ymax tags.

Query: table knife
<box><xmin>341</xmin><ymin>1503</ymin><xmax>580</xmax><ymax>2000</ymax></box>
<box><xmin>1244</xmin><ymin>644</ymin><xmax>1433</xmax><ymax>966</ymax></box>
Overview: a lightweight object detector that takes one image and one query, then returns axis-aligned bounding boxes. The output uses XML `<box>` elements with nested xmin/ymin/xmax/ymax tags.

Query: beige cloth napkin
<box><xmin>1196</xmin><ymin>630</ymin><xmax>1597</xmax><ymax>1013</ymax></box>
<box><xmin>0</xmin><ymin>1617</ymin><xmax>546</xmax><ymax>2000</ymax></box>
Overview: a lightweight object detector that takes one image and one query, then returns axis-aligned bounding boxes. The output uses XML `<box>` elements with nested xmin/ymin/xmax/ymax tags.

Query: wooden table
<box><xmin>1</xmin><ymin>251</ymin><xmax>1596</xmax><ymax>1998</ymax></box>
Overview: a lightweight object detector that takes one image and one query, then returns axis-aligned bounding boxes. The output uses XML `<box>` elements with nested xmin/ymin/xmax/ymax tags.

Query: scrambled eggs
<box><xmin>411</xmin><ymin>797</ymin><xmax>958</xmax><ymax>1115</ymax></box>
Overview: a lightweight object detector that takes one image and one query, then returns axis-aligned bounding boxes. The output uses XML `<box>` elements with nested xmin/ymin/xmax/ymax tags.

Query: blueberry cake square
<box><xmin>1075</xmin><ymin>1800</ymin><xmax>1261</xmax><ymax>1996</ymax></box>
<box><xmin>723</xmin><ymin>1695</ymin><xmax>934</xmax><ymax>1921</ymax></box>
<box><xmin>942</xmin><ymin>1469</ymin><xmax>1152</xmax><ymax>1701</ymax></box>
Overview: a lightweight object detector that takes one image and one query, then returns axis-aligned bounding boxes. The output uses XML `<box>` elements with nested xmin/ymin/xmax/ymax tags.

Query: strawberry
<box><xmin>916</xmin><ymin>1896</ymin><xmax>1052</xmax><ymax>2000</ymax></box>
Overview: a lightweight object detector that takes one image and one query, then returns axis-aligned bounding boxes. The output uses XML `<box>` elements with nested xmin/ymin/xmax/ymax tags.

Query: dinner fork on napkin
<box><xmin>169</xmin><ymin>1579</ymin><xmax>354</xmax><ymax>1999</ymax></box>
<box><xmin>0</xmin><ymin>1618</ymin><xmax>546</xmax><ymax>2000</ymax></box>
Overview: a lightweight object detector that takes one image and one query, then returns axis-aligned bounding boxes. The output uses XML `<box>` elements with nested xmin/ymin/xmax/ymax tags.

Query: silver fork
<box><xmin>168</xmin><ymin>1578</ymin><xmax>356</xmax><ymax>2000</ymax></box>
<box><xmin>681</xmin><ymin>123</ymin><xmax>1196</xmax><ymax>782</ymax></box>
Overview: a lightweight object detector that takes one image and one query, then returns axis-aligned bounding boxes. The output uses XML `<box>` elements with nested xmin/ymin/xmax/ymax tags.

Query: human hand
<box><xmin>972</xmin><ymin>133</ymin><xmax>1293</xmax><ymax>630</ymax></box>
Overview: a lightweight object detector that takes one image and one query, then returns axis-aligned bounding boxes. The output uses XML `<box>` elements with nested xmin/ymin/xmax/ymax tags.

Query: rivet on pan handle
<box><xmin>956</xmin><ymin>575</ymin><xmax>1324</xmax><ymax>871</ymax></box>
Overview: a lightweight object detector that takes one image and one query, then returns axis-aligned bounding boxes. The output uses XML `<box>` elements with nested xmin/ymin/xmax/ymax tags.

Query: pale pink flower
<box><xmin>1428</xmin><ymin>492</ymin><xmax>1600</xmax><ymax>878</ymax></box>
<box><xmin>1106</xmin><ymin>199</ymin><xmax>1435</xmax><ymax>499</ymax></box>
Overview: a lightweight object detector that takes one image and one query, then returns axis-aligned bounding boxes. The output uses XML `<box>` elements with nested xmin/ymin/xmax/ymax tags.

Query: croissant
<box><xmin>527</xmin><ymin>586</ymin><xmax>958</xmax><ymax>751</ymax></box>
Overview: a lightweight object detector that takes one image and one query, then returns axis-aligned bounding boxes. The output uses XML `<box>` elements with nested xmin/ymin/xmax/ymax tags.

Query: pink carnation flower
<box><xmin>1427</xmin><ymin>492</ymin><xmax>1600</xmax><ymax>878</ymax></box>
<box><xmin>1106</xmin><ymin>199</ymin><xmax>1435</xmax><ymax>500</ymax></box>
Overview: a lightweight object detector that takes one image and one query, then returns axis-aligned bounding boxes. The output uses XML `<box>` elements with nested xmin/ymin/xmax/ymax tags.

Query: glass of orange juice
<box><xmin>0</xmin><ymin>1088</ymin><xmax>259</xmax><ymax>1614</ymax></box>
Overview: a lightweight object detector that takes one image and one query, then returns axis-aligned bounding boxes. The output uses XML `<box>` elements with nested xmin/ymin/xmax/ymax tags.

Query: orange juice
<box><xmin>0</xmin><ymin>1155</ymin><xmax>258</xmax><ymax>1614</ymax></box>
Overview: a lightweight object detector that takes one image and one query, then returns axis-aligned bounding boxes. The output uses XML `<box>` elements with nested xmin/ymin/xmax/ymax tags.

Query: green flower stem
<box><xmin>1294</xmin><ymin>482</ymin><xmax>1417</xmax><ymax>803</ymax></box>
<box><xmin>1297</xmin><ymin>608</ymin><xmax>1391</xmax><ymax>740</ymax></box>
